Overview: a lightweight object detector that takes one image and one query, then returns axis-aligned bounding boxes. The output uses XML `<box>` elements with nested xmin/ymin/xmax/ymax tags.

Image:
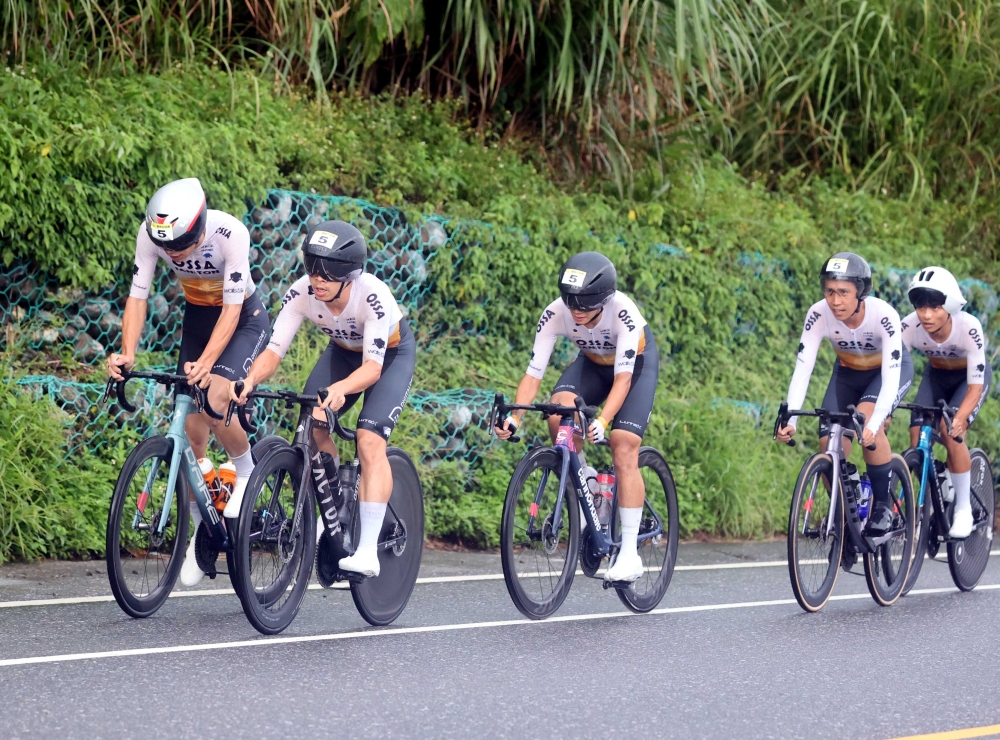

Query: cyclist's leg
<box><xmin>818</xmin><ymin>361</ymin><xmax>857</xmax><ymax>459</ymax></box>
<box><xmin>339</xmin><ymin>321</ymin><xmax>415</xmax><ymax>577</ymax></box>
<box><xmin>548</xmin><ymin>354</ymin><xmax>612</xmax><ymax>447</ymax></box>
<box><xmin>941</xmin><ymin>364</ymin><xmax>990</xmax><ymax>535</ymax></box>
<box><xmin>908</xmin><ymin>369</ymin><xmax>936</xmax><ymax>448</ymax></box>
<box><xmin>303</xmin><ymin>342</ymin><xmax>362</xmax><ymax>461</ymax></box>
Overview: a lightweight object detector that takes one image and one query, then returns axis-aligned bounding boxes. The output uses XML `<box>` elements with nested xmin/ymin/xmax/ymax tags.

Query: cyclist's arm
<box><xmin>955</xmin><ymin>383</ymin><xmax>984</xmax><ymax>427</ymax></box>
<box><xmin>113</xmin><ymin>229</ymin><xmax>158</xmax><ymax>373</ymax></box>
<box><xmin>598</xmin><ymin>371</ymin><xmax>632</xmax><ymax>428</ymax></box>
<box><xmin>242</xmin><ymin>348</ymin><xmax>282</xmax><ymax>389</ymax></box>
<box><xmin>329</xmin><ymin>359</ymin><xmax>383</xmax><ymax>397</ymax></box>
<box><xmin>508</xmin><ymin>374</ymin><xmax>544</xmax><ymax>423</ymax></box>
<box><xmin>785</xmin><ymin>307</ymin><xmax>825</xmax><ymax>429</ymax></box>
<box><xmin>266</xmin><ymin>280</ymin><xmax>309</xmax><ymax>358</ymax></box>
<box><xmin>869</xmin><ymin>311</ymin><xmax>903</xmax><ymax>434</ymax></box>
<box><xmin>965</xmin><ymin>314</ymin><xmax>987</xmax><ymax>386</ymax></box>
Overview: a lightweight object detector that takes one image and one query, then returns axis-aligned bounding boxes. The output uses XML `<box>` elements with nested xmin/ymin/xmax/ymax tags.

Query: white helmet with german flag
<box><xmin>145</xmin><ymin>178</ymin><xmax>208</xmax><ymax>253</ymax></box>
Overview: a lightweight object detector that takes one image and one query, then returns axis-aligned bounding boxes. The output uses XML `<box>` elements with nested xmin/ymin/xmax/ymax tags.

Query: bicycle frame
<box><xmin>135</xmin><ymin>390</ymin><xmax>229</xmax><ymax>550</ymax></box>
<box><xmin>530</xmin><ymin>413</ymin><xmax>663</xmax><ymax>558</ymax></box>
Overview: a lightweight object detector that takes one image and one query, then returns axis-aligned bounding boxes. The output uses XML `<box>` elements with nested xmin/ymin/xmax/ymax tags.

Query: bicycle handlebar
<box><xmin>773</xmin><ymin>402</ymin><xmax>876</xmax><ymax>451</ymax></box>
<box><xmin>490</xmin><ymin>393</ymin><xmax>604</xmax><ymax>445</ymax></box>
<box><xmin>103</xmin><ymin>368</ymin><xmax>223</xmax><ymax>419</ymax></box>
<box><xmin>226</xmin><ymin>381</ymin><xmax>357</xmax><ymax>441</ymax></box>
<box><xmin>897</xmin><ymin>399</ymin><xmax>963</xmax><ymax>443</ymax></box>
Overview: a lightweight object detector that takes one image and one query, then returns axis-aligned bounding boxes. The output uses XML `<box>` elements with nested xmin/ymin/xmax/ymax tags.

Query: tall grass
<box><xmin>5</xmin><ymin>0</ymin><xmax>1000</xmax><ymax>200</ymax></box>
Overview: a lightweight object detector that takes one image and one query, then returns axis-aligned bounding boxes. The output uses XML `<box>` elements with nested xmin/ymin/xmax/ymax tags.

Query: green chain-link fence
<box><xmin>6</xmin><ymin>190</ymin><xmax>1000</xmax><ymax>469</ymax></box>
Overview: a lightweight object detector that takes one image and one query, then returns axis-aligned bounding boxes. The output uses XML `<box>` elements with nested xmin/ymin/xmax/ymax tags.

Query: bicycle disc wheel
<box><xmin>500</xmin><ymin>446</ymin><xmax>579</xmax><ymax>620</ymax></box>
<box><xmin>788</xmin><ymin>454</ymin><xmax>844</xmax><ymax>613</ymax></box>
<box><xmin>901</xmin><ymin>448</ymin><xmax>932</xmax><ymax>596</ymax></box>
<box><xmin>106</xmin><ymin>435</ymin><xmax>189</xmax><ymax>618</ymax></box>
<box><xmin>864</xmin><ymin>454</ymin><xmax>915</xmax><ymax>606</ymax></box>
<box><xmin>235</xmin><ymin>446</ymin><xmax>315</xmax><ymax>635</ymax></box>
<box><xmin>615</xmin><ymin>447</ymin><xmax>679</xmax><ymax>613</ymax></box>
<box><xmin>350</xmin><ymin>448</ymin><xmax>425</xmax><ymax>626</ymax></box>
<box><xmin>947</xmin><ymin>449</ymin><xmax>995</xmax><ymax>591</ymax></box>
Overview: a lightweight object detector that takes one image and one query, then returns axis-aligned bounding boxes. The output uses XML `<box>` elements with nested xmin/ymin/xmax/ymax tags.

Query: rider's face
<box><xmin>569</xmin><ymin>307</ymin><xmax>602</xmax><ymax>325</ymax></box>
<box><xmin>162</xmin><ymin>232</ymin><xmax>207</xmax><ymax>262</ymax></box>
<box><xmin>823</xmin><ymin>280</ymin><xmax>859</xmax><ymax>320</ymax></box>
<box><xmin>915</xmin><ymin>304</ymin><xmax>950</xmax><ymax>334</ymax></box>
<box><xmin>308</xmin><ymin>273</ymin><xmax>347</xmax><ymax>302</ymax></box>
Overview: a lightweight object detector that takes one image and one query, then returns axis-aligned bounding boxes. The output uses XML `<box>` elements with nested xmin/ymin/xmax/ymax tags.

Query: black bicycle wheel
<box><xmin>901</xmin><ymin>448</ymin><xmax>932</xmax><ymax>596</ymax></box>
<box><xmin>864</xmin><ymin>454</ymin><xmax>915</xmax><ymax>606</ymax></box>
<box><xmin>787</xmin><ymin>454</ymin><xmax>844</xmax><ymax>613</ymax></box>
<box><xmin>948</xmin><ymin>449</ymin><xmax>995</xmax><ymax>591</ymax></box>
<box><xmin>350</xmin><ymin>448</ymin><xmax>425</xmax><ymax>626</ymax></box>
<box><xmin>235</xmin><ymin>445</ymin><xmax>315</xmax><ymax>635</ymax></box>
<box><xmin>106</xmin><ymin>435</ymin><xmax>189</xmax><ymax>618</ymax></box>
<box><xmin>500</xmin><ymin>446</ymin><xmax>580</xmax><ymax>620</ymax></box>
<box><xmin>252</xmin><ymin>434</ymin><xmax>289</xmax><ymax>463</ymax></box>
<box><xmin>615</xmin><ymin>447</ymin><xmax>679</xmax><ymax>613</ymax></box>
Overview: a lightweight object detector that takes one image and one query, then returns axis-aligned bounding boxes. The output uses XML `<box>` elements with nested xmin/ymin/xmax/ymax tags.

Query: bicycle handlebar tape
<box><xmin>116</xmin><ymin>377</ymin><xmax>137</xmax><ymax>413</ymax></box>
<box><xmin>201</xmin><ymin>389</ymin><xmax>224</xmax><ymax>421</ymax></box>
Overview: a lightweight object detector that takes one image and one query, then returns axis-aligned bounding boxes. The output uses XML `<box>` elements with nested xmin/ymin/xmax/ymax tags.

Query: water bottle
<box><xmin>858</xmin><ymin>473</ymin><xmax>872</xmax><ymax>521</ymax></box>
<box><xmin>941</xmin><ymin>464</ymin><xmax>955</xmax><ymax>503</ymax></box>
<box><xmin>844</xmin><ymin>462</ymin><xmax>861</xmax><ymax>498</ymax></box>
<box><xmin>198</xmin><ymin>458</ymin><xmax>220</xmax><ymax>510</ymax></box>
<box><xmin>595</xmin><ymin>469</ymin><xmax>615</xmax><ymax>530</ymax></box>
<box><xmin>216</xmin><ymin>460</ymin><xmax>236</xmax><ymax>513</ymax></box>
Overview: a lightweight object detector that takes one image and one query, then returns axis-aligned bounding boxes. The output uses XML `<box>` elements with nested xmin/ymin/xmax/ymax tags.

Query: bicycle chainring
<box><xmin>315</xmin><ymin>529</ymin><xmax>349</xmax><ymax>588</ymax></box>
<box><xmin>194</xmin><ymin>522</ymin><xmax>219</xmax><ymax>577</ymax></box>
<box><xmin>578</xmin><ymin>536</ymin><xmax>602</xmax><ymax>577</ymax></box>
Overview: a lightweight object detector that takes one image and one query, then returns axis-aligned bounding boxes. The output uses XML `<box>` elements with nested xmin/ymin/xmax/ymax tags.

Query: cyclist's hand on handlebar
<box><xmin>587</xmin><ymin>416</ymin><xmax>607</xmax><ymax>444</ymax></box>
<box><xmin>318</xmin><ymin>383</ymin><xmax>346</xmax><ymax>412</ymax></box>
<box><xmin>495</xmin><ymin>414</ymin><xmax>519</xmax><ymax>440</ymax></box>
<box><xmin>861</xmin><ymin>427</ymin><xmax>876</xmax><ymax>449</ymax></box>
<box><xmin>775</xmin><ymin>424</ymin><xmax>796</xmax><ymax>444</ymax></box>
<box><xmin>229</xmin><ymin>378</ymin><xmax>254</xmax><ymax>405</ymax></box>
<box><xmin>184</xmin><ymin>360</ymin><xmax>214</xmax><ymax>388</ymax></box>
<box><xmin>951</xmin><ymin>414</ymin><xmax>969</xmax><ymax>440</ymax></box>
<box><xmin>107</xmin><ymin>353</ymin><xmax>134</xmax><ymax>381</ymax></box>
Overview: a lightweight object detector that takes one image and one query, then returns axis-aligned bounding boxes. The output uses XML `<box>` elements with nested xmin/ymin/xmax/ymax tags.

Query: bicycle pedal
<box><xmin>336</xmin><ymin>570</ymin><xmax>367</xmax><ymax>584</ymax></box>
<box><xmin>602</xmin><ymin>579</ymin><xmax>634</xmax><ymax>590</ymax></box>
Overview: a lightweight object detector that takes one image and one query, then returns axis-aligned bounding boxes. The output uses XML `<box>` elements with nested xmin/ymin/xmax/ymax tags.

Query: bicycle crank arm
<box><xmin>865</xmin><ymin>528</ymin><xmax>906</xmax><ymax>549</ymax></box>
<box><xmin>602</xmin><ymin>579</ymin><xmax>635</xmax><ymax>590</ymax></box>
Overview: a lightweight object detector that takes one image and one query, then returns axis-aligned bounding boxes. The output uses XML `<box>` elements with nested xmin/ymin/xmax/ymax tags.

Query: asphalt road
<box><xmin>1</xmin><ymin>542</ymin><xmax>998</xmax><ymax>740</ymax></box>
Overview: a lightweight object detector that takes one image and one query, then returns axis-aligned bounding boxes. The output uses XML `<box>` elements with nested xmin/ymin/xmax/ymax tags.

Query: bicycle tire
<box><xmin>615</xmin><ymin>447</ymin><xmax>679</xmax><ymax>613</ymax></box>
<box><xmin>107</xmin><ymin>435</ymin><xmax>189</xmax><ymax>618</ymax></box>
<box><xmin>350</xmin><ymin>448</ymin><xmax>425</xmax><ymax>626</ymax></box>
<box><xmin>901</xmin><ymin>448</ymin><xmax>932</xmax><ymax>596</ymax></box>
<box><xmin>787</xmin><ymin>454</ymin><xmax>844</xmax><ymax>613</ymax></box>
<box><xmin>252</xmin><ymin>434</ymin><xmax>289</xmax><ymax>463</ymax></box>
<box><xmin>864</xmin><ymin>454</ymin><xmax>915</xmax><ymax>606</ymax></box>
<box><xmin>947</xmin><ymin>449</ymin><xmax>995</xmax><ymax>591</ymax></box>
<box><xmin>234</xmin><ymin>445</ymin><xmax>315</xmax><ymax>635</ymax></box>
<box><xmin>500</xmin><ymin>446</ymin><xmax>580</xmax><ymax>620</ymax></box>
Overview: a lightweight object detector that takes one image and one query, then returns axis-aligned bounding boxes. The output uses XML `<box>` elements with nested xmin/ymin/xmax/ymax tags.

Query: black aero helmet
<box><xmin>819</xmin><ymin>252</ymin><xmax>872</xmax><ymax>303</ymax></box>
<box><xmin>145</xmin><ymin>178</ymin><xmax>208</xmax><ymax>252</ymax></box>
<box><xmin>559</xmin><ymin>251</ymin><xmax>617</xmax><ymax>311</ymax></box>
<box><xmin>302</xmin><ymin>220</ymin><xmax>367</xmax><ymax>282</ymax></box>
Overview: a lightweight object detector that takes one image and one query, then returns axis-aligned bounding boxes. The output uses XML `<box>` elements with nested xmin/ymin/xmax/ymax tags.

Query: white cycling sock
<box><xmin>952</xmin><ymin>470</ymin><xmax>971</xmax><ymax>512</ymax></box>
<box><xmin>617</xmin><ymin>507</ymin><xmax>642</xmax><ymax>559</ymax></box>
<box><xmin>232</xmin><ymin>448</ymin><xmax>254</xmax><ymax>479</ymax></box>
<box><xmin>189</xmin><ymin>501</ymin><xmax>203</xmax><ymax>535</ymax></box>
<box><xmin>358</xmin><ymin>501</ymin><xmax>387</xmax><ymax>550</ymax></box>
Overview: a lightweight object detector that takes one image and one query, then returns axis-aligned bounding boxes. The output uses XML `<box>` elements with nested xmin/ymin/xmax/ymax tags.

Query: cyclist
<box><xmin>902</xmin><ymin>266</ymin><xmax>991</xmax><ymax>538</ymax></box>
<box><xmin>494</xmin><ymin>251</ymin><xmax>658</xmax><ymax>583</ymax></box>
<box><xmin>229</xmin><ymin>220</ymin><xmax>415</xmax><ymax>578</ymax></box>
<box><xmin>107</xmin><ymin>178</ymin><xmax>270</xmax><ymax>586</ymax></box>
<box><xmin>775</xmin><ymin>252</ymin><xmax>913</xmax><ymax>535</ymax></box>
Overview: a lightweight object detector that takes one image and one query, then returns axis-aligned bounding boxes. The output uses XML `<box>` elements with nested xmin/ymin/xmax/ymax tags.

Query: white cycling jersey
<box><xmin>267</xmin><ymin>273</ymin><xmax>402</xmax><ymax>365</ymax></box>
<box><xmin>901</xmin><ymin>310</ymin><xmax>987</xmax><ymax>385</ymax></box>
<box><xmin>786</xmin><ymin>297</ymin><xmax>903</xmax><ymax>433</ymax></box>
<box><xmin>129</xmin><ymin>210</ymin><xmax>255</xmax><ymax>307</ymax></box>
<box><xmin>527</xmin><ymin>292</ymin><xmax>647</xmax><ymax>379</ymax></box>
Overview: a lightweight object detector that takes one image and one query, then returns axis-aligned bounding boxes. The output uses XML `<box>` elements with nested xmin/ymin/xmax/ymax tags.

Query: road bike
<box><xmin>899</xmin><ymin>400</ymin><xmax>995</xmax><ymax>594</ymax></box>
<box><xmin>226</xmin><ymin>383</ymin><xmax>424</xmax><ymax>634</ymax></box>
<box><xmin>104</xmin><ymin>370</ymin><xmax>234</xmax><ymax>618</ymax></box>
<box><xmin>492</xmin><ymin>394</ymin><xmax>678</xmax><ymax>620</ymax></box>
<box><xmin>773</xmin><ymin>403</ymin><xmax>915</xmax><ymax>612</ymax></box>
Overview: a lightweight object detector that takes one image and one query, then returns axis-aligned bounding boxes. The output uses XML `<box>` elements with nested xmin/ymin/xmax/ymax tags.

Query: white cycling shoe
<box><xmin>222</xmin><ymin>478</ymin><xmax>249</xmax><ymax>519</ymax></box>
<box><xmin>949</xmin><ymin>507</ymin><xmax>974</xmax><ymax>539</ymax></box>
<box><xmin>339</xmin><ymin>546</ymin><xmax>380</xmax><ymax>578</ymax></box>
<box><xmin>180</xmin><ymin>531</ymin><xmax>206</xmax><ymax>587</ymax></box>
<box><xmin>604</xmin><ymin>550</ymin><xmax>643</xmax><ymax>583</ymax></box>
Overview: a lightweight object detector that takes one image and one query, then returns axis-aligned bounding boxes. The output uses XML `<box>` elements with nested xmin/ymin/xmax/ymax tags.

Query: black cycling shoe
<box><xmin>864</xmin><ymin>501</ymin><xmax>894</xmax><ymax>536</ymax></box>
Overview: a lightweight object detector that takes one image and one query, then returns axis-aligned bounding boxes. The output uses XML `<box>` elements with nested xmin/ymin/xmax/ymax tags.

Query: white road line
<box><xmin>2</xmin><ymin>551</ymin><xmax>998</xmax><ymax>609</ymax></box>
<box><xmin>2</xmin><ymin>583</ymin><xmax>997</xmax><ymax>668</ymax></box>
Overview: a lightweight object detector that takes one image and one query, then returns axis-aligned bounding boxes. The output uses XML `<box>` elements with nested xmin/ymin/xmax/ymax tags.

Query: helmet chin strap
<box><xmin>320</xmin><ymin>278</ymin><xmax>349</xmax><ymax>303</ymax></box>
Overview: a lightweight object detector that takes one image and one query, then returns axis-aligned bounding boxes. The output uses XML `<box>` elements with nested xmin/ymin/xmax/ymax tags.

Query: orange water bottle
<box><xmin>197</xmin><ymin>458</ymin><xmax>219</xmax><ymax>509</ymax></box>
<box><xmin>216</xmin><ymin>461</ymin><xmax>237</xmax><ymax>513</ymax></box>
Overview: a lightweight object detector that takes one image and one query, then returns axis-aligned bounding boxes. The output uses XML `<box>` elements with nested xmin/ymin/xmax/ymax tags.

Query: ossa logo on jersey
<box><xmin>969</xmin><ymin>327</ymin><xmax>983</xmax><ymax>349</ymax></box>
<box><xmin>281</xmin><ymin>288</ymin><xmax>300</xmax><ymax>307</ymax></box>
<box><xmin>575</xmin><ymin>338</ymin><xmax>615</xmax><ymax>350</ymax></box>
<box><xmin>215</xmin><ymin>227</ymin><xmax>232</xmax><ymax>239</ymax></box>
<box><xmin>804</xmin><ymin>310</ymin><xmax>822</xmax><ymax>331</ymax></box>
<box><xmin>366</xmin><ymin>293</ymin><xmax>386</xmax><ymax>320</ymax></box>
<box><xmin>837</xmin><ymin>340</ymin><xmax>876</xmax><ymax>351</ymax></box>
<box><xmin>618</xmin><ymin>310</ymin><xmax>636</xmax><ymax>332</ymax></box>
<box><xmin>171</xmin><ymin>258</ymin><xmax>217</xmax><ymax>273</ymax></box>
<box><xmin>537</xmin><ymin>309</ymin><xmax>556</xmax><ymax>333</ymax></box>
<box><xmin>880</xmin><ymin>316</ymin><xmax>896</xmax><ymax>337</ymax></box>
